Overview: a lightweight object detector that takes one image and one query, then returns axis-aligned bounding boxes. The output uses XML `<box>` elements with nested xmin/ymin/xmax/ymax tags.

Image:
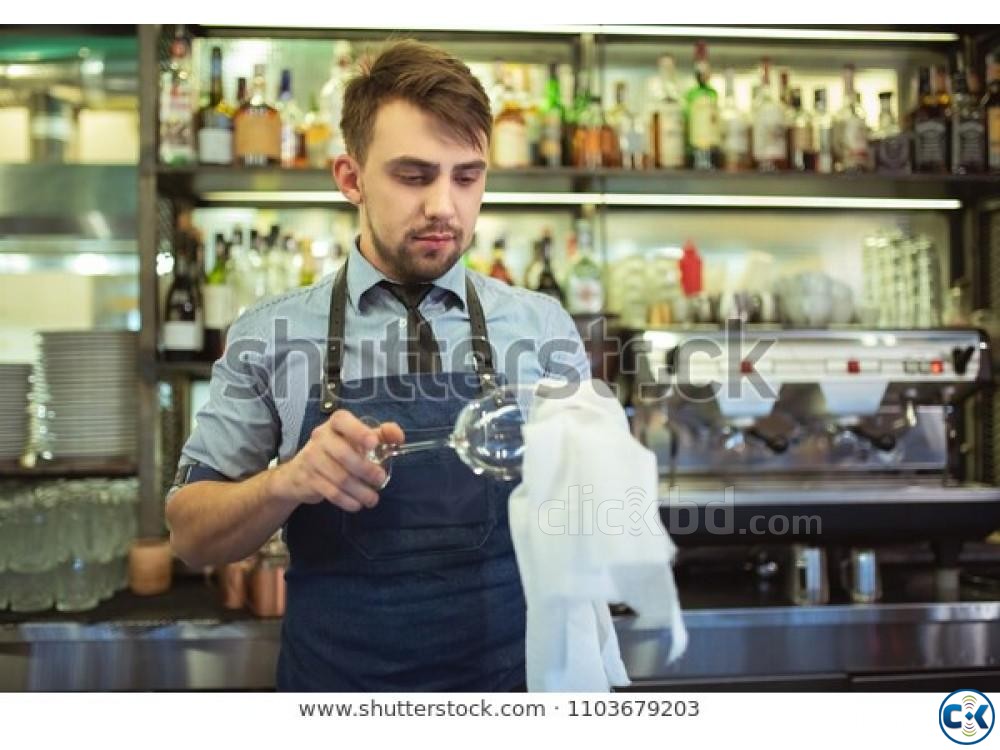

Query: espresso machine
<box><xmin>624</xmin><ymin>325</ymin><xmax>1000</xmax><ymax>605</ymax></box>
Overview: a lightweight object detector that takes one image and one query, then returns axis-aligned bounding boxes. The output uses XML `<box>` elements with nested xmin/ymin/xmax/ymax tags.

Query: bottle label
<box><xmin>541</xmin><ymin>112</ymin><xmax>563</xmax><ymax>166</ymax></box>
<box><xmin>752</xmin><ymin>106</ymin><xmax>786</xmax><ymax>161</ymax></box>
<box><xmin>656</xmin><ymin>110</ymin><xmax>685</xmax><ymax>168</ymax></box>
<box><xmin>689</xmin><ymin>97</ymin><xmax>719</xmax><ymax>150</ymax></box>
<box><xmin>159</xmin><ymin>74</ymin><xmax>196</xmax><ymax>163</ymax></box>
<box><xmin>234</xmin><ymin>114</ymin><xmax>280</xmax><ymax>162</ymax></box>
<box><xmin>722</xmin><ymin>118</ymin><xmax>749</xmax><ymax>159</ymax></box>
<box><xmin>956</xmin><ymin>119</ymin><xmax>986</xmax><ymax>170</ymax></box>
<box><xmin>197</xmin><ymin>127</ymin><xmax>233</xmax><ymax>165</ymax></box>
<box><xmin>876</xmin><ymin>133</ymin><xmax>911</xmax><ymax>172</ymax></box>
<box><xmin>163</xmin><ymin>320</ymin><xmax>204</xmax><ymax>352</ymax></box>
<box><xmin>914</xmin><ymin>119</ymin><xmax>948</xmax><ymax>168</ymax></box>
<box><xmin>986</xmin><ymin>108</ymin><xmax>1000</xmax><ymax>169</ymax></box>
<box><xmin>568</xmin><ymin>277</ymin><xmax>604</xmax><ymax>314</ymax></box>
<box><xmin>492</xmin><ymin>120</ymin><xmax>529</xmax><ymax>168</ymax></box>
<box><xmin>203</xmin><ymin>284</ymin><xmax>235</xmax><ymax>330</ymax></box>
<box><xmin>842</xmin><ymin>118</ymin><xmax>869</xmax><ymax>168</ymax></box>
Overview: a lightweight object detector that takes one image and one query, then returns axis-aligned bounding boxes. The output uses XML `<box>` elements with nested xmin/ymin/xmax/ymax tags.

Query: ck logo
<box><xmin>939</xmin><ymin>689</ymin><xmax>995</xmax><ymax>745</ymax></box>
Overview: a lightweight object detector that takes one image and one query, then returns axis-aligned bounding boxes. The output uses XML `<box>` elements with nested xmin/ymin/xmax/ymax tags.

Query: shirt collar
<box><xmin>345</xmin><ymin>237</ymin><xmax>468</xmax><ymax>311</ymax></box>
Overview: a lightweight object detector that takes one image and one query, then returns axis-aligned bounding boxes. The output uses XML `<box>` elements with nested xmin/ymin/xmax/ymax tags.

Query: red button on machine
<box><xmin>930</xmin><ymin>360</ymin><xmax>944</xmax><ymax>374</ymax></box>
<box><xmin>847</xmin><ymin>360</ymin><xmax>860</xmax><ymax>374</ymax></box>
<box><xmin>740</xmin><ymin>360</ymin><xmax>754</xmax><ymax>374</ymax></box>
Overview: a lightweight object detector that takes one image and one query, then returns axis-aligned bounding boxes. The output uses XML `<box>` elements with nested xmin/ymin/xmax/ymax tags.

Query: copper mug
<box><xmin>128</xmin><ymin>537</ymin><xmax>173</xmax><ymax>596</ymax></box>
<box><xmin>248</xmin><ymin>550</ymin><xmax>287</xmax><ymax>618</ymax></box>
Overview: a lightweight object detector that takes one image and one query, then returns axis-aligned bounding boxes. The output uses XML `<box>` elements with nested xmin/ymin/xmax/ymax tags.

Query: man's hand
<box><xmin>266</xmin><ymin>410</ymin><xmax>405</xmax><ymax>512</ymax></box>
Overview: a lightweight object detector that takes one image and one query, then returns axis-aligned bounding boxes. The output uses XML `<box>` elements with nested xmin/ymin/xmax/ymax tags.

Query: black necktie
<box><xmin>379</xmin><ymin>281</ymin><xmax>442</xmax><ymax>373</ymax></box>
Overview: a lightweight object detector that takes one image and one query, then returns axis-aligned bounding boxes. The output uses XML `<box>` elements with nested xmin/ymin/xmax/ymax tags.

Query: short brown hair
<box><xmin>341</xmin><ymin>39</ymin><xmax>492</xmax><ymax>164</ymax></box>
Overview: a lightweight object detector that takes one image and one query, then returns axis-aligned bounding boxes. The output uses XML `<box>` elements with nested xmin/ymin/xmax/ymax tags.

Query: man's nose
<box><xmin>423</xmin><ymin>177</ymin><xmax>457</xmax><ymax>222</ymax></box>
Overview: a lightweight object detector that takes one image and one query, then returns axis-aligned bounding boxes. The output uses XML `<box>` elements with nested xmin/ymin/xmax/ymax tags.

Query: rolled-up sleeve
<box><xmin>171</xmin><ymin>311</ymin><xmax>280</xmax><ymax>491</ymax></box>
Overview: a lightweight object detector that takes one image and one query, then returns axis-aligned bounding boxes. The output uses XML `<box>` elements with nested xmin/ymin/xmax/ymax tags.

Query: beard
<box><xmin>365</xmin><ymin>208</ymin><xmax>467</xmax><ymax>284</ymax></box>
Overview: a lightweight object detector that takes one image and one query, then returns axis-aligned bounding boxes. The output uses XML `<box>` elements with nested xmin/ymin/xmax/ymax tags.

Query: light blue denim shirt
<box><xmin>173</xmin><ymin>240</ymin><xmax>590</xmax><ymax>485</ymax></box>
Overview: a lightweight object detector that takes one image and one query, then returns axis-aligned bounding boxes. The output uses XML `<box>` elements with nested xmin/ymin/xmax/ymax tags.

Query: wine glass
<box><xmin>363</xmin><ymin>383</ymin><xmax>535</xmax><ymax>488</ymax></box>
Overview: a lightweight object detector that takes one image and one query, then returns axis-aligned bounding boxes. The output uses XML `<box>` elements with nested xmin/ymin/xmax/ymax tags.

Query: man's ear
<box><xmin>333</xmin><ymin>154</ymin><xmax>363</xmax><ymax>206</ymax></box>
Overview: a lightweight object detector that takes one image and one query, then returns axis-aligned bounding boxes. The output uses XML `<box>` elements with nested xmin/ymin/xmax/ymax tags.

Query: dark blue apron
<box><xmin>276</xmin><ymin>263</ymin><xmax>526</xmax><ymax>691</ymax></box>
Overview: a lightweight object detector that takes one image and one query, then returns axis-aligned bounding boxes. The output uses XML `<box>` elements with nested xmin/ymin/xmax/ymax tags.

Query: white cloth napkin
<box><xmin>508</xmin><ymin>378</ymin><xmax>688</xmax><ymax>692</ymax></box>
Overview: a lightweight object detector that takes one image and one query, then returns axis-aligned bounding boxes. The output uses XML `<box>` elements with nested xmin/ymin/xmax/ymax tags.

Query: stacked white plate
<box><xmin>0</xmin><ymin>363</ymin><xmax>31</xmax><ymax>460</ymax></box>
<box><xmin>33</xmin><ymin>331</ymin><xmax>139</xmax><ymax>459</ymax></box>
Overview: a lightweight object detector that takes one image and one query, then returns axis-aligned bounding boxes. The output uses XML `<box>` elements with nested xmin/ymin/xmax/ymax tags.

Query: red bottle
<box><xmin>678</xmin><ymin>239</ymin><xmax>703</xmax><ymax>296</ymax></box>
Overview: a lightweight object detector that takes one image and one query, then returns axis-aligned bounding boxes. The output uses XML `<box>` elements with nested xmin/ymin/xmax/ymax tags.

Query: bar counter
<box><xmin>4</xmin><ymin>559</ymin><xmax>1000</xmax><ymax>691</ymax></box>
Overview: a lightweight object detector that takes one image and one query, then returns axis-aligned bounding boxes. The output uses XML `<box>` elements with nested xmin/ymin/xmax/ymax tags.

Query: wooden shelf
<box><xmin>157</xmin><ymin>360</ymin><xmax>214</xmax><ymax>380</ymax></box>
<box><xmin>0</xmin><ymin>456</ymin><xmax>137</xmax><ymax>479</ymax></box>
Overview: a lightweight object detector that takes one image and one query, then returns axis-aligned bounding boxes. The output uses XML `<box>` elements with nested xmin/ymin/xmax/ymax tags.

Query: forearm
<box><xmin>166</xmin><ymin>468</ymin><xmax>298</xmax><ymax>568</ymax></box>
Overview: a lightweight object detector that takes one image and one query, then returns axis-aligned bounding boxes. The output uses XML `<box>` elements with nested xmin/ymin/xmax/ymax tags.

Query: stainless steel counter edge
<box><xmin>3</xmin><ymin>601</ymin><xmax>1000</xmax><ymax>691</ymax></box>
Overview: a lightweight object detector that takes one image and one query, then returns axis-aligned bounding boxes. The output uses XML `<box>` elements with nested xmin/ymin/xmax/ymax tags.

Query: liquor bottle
<box><xmin>872</xmin><ymin>91</ymin><xmax>911</xmax><ymax>174</ymax></box>
<box><xmin>573</xmin><ymin>91</ymin><xmax>606</xmax><ymax>169</ymax></box>
<box><xmin>751</xmin><ymin>58</ymin><xmax>788</xmax><ymax>171</ymax></box>
<box><xmin>913</xmin><ymin>66</ymin><xmax>950</xmax><ymax>173</ymax></box>
<box><xmin>834</xmin><ymin>65</ymin><xmax>869</xmax><ymax>172</ymax></box>
<box><xmin>520</xmin><ymin>67</ymin><xmax>543</xmax><ymax>167</ymax></box>
<box><xmin>779</xmin><ymin>70</ymin><xmax>794</xmax><ymax>167</ymax></box>
<box><xmin>488</xmin><ymin>237</ymin><xmax>515</xmax><ymax>285</ymax></box>
<box><xmin>678</xmin><ymin>239</ymin><xmax>703</xmax><ymax>297</ymax></box>
<box><xmin>235</xmin><ymin>77</ymin><xmax>248</xmax><ymax>107</ymax></box>
<box><xmin>276</xmin><ymin>69</ymin><xmax>306</xmax><ymax>169</ymax></box>
<box><xmin>934</xmin><ymin>64</ymin><xmax>953</xmax><ymax>114</ymax></box>
<box><xmin>303</xmin><ymin>94</ymin><xmax>332</xmax><ymax>169</ymax></box>
<box><xmin>264</xmin><ymin>224</ymin><xmax>287</xmax><ymax>296</ymax></box>
<box><xmin>566</xmin><ymin>216</ymin><xmax>604</xmax><ymax>314</ymax></box>
<box><xmin>952</xmin><ymin>58</ymin><xmax>986</xmax><ymax>174</ymax></box>
<box><xmin>789</xmin><ymin>88</ymin><xmax>815</xmax><ymax>171</ymax></box>
<box><xmin>720</xmin><ymin>68</ymin><xmax>750</xmax><ymax>172</ymax></box>
<box><xmin>158</xmin><ymin>25</ymin><xmax>196</xmax><ymax>165</ymax></box>
<box><xmin>318</xmin><ymin>44</ymin><xmax>353</xmax><ymax>162</ymax></box>
<box><xmin>539</xmin><ymin>63</ymin><xmax>565</xmax><ymax>168</ymax></box>
<box><xmin>813</xmin><ymin>88</ymin><xmax>834</xmax><ymax>174</ymax></box>
<box><xmin>233</xmin><ymin>64</ymin><xmax>281</xmax><ymax>167</ymax></box>
<box><xmin>196</xmin><ymin>46</ymin><xmax>234</xmax><ymax>165</ymax></box>
<box><xmin>649</xmin><ymin>55</ymin><xmax>685</xmax><ymax>169</ymax></box>
<box><xmin>534</xmin><ymin>232</ymin><xmax>565</xmax><ymax>304</ymax></box>
<box><xmin>203</xmin><ymin>233</ymin><xmax>235</xmax><ymax>361</ymax></box>
<box><xmin>984</xmin><ymin>53</ymin><xmax>1000</xmax><ymax>172</ymax></box>
<box><xmin>607</xmin><ymin>81</ymin><xmax>644</xmax><ymax>170</ymax></box>
<box><xmin>492</xmin><ymin>67</ymin><xmax>530</xmax><ymax>168</ymax></box>
<box><xmin>685</xmin><ymin>41</ymin><xmax>719</xmax><ymax>170</ymax></box>
<box><xmin>564</xmin><ymin>70</ymin><xmax>590</xmax><ymax>167</ymax></box>
<box><xmin>162</xmin><ymin>233</ymin><xmax>204</xmax><ymax>361</ymax></box>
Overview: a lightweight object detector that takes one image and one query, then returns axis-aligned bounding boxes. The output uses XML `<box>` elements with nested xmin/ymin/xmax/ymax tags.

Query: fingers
<box><xmin>377</xmin><ymin>421</ymin><xmax>406</xmax><ymax>446</ymax></box>
<box><xmin>328</xmin><ymin>409</ymin><xmax>379</xmax><ymax>452</ymax></box>
<box><xmin>306</xmin><ymin>458</ymin><xmax>377</xmax><ymax>511</ymax></box>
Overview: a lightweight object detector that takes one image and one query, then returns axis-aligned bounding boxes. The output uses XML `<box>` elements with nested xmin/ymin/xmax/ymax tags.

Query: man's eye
<box><xmin>397</xmin><ymin>173</ymin><xmax>428</xmax><ymax>184</ymax></box>
<box><xmin>455</xmin><ymin>171</ymin><xmax>482</xmax><ymax>185</ymax></box>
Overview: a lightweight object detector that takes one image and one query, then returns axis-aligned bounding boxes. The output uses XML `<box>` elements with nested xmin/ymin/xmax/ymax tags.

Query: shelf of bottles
<box><xmin>156</xmin><ymin>27</ymin><xmax>1000</xmax><ymax>200</ymax></box>
<box><xmin>153</xmin><ymin>26</ymin><xmax>999</xmax><ymax>373</ymax></box>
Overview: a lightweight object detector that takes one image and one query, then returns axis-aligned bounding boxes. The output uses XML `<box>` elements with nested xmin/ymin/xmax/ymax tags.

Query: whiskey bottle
<box><xmin>534</xmin><ymin>232</ymin><xmax>565</xmax><ymax>304</ymax></box>
<box><xmin>276</xmin><ymin>69</ymin><xmax>306</xmax><ymax>169</ymax></box>
<box><xmin>789</xmin><ymin>88</ymin><xmax>815</xmax><ymax>171</ymax></box>
<box><xmin>539</xmin><ymin>63</ymin><xmax>565</xmax><ymax>168</ymax></box>
<box><xmin>834</xmin><ymin>65</ymin><xmax>869</xmax><ymax>172</ymax></box>
<box><xmin>913</xmin><ymin>66</ymin><xmax>950</xmax><ymax>173</ymax></box>
<box><xmin>985</xmin><ymin>53</ymin><xmax>1000</xmax><ymax>172</ymax></box>
<box><xmin>812</xmin><ymin>88</ymin><xmax>834</xmax><ymax>174</ymax></box>
<box><xmin>488</xmin><ymin>237</ymin><xmax>515</xmax><ymax>286</ymax></box>
<box><xmin>203</xmin><ymin>233</ymin><xmax>235</xmax><ymax>361</ymax></box>
<box><xmin>607</xmin><ymin>81</ymin><xmax>644</xmax><ymax>170</ymax></box>
<box><xmin>952</xmin><ymin>59</ymin><xmax>986</xmax><ymax>174</ymax></box>
<box><xmin>233</xmin><ymin>64</ymin><xmax>280</xmax><ymax>167</ymax></box>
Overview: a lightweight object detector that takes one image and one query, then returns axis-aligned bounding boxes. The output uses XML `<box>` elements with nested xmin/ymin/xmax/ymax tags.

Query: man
<box><xmin>166</xmin><ymin>39</ymin><xmax>590</xmax><ymax>692</ymax></box>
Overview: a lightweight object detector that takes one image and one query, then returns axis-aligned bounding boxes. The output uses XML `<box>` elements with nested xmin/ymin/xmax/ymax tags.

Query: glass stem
<box><xmin>381</xmin><ymin>437</ymin><xmax>452</xmax><ymax>461</ymax></box>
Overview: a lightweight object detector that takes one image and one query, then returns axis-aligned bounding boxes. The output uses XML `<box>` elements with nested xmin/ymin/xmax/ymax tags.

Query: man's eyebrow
<box><xmin>454</xmin><ymin>160</ymin><xmax>487</xmax><ymax>171</ymax></box>
<box><xmin>386</xmin><ymin>157</ymin><xmax>439</xmax><ymax>170</ymax></box>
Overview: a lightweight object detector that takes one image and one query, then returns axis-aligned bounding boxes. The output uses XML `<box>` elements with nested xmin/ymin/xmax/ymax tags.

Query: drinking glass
<box><xmin>365</xmin><ymin>383</ymin><xmax>539</xmax><ymax>487</ymax></box>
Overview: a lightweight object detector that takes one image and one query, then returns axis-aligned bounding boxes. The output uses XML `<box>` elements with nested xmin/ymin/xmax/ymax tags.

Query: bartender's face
<box><xmin>335</xmin><ymin>98</ymin><xmax>487</xmax><ymax>284</ymax></box>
